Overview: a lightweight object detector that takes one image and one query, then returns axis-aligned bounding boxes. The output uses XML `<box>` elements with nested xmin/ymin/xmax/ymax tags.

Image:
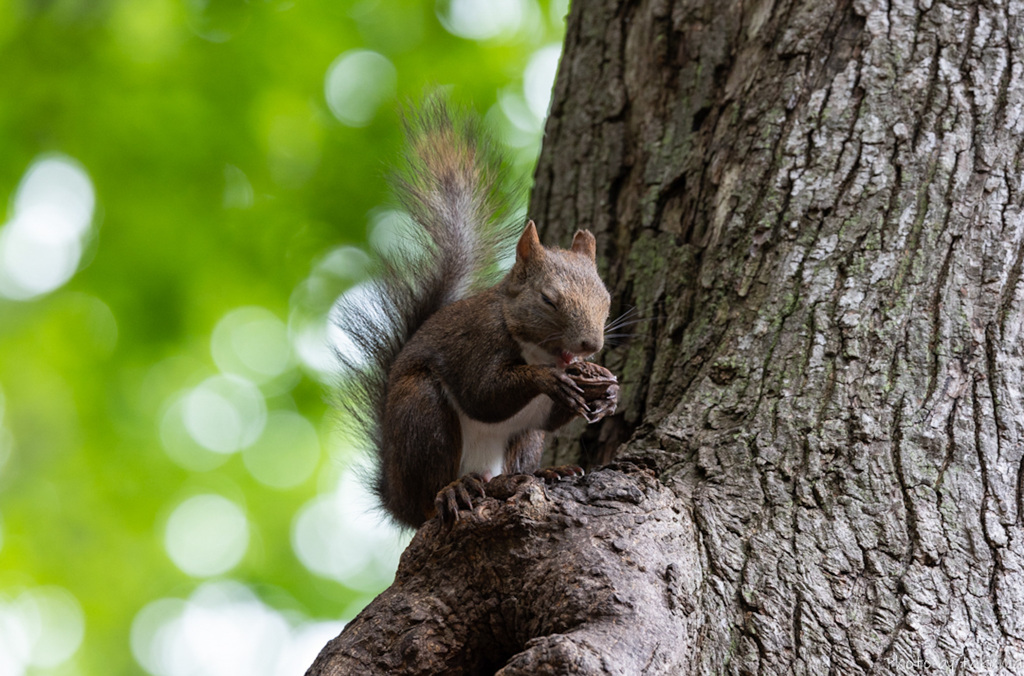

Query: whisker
<box><xmin>602</xmin><ymin>312</ymin><xmax>666</xmax><ymax>347</ymax></box>
<box><xmin>538</xmin><ymin>332</ymin><xmax>562</xmax><ymax>346</ymax></box>
<box><xmin>605</xmin><ymin>307</ymin><xmax>639</xmax><ymax>330</ymax></box>
<box><xmin>605</xmin><ymin>317</ymin><xmax>652</xmax><ymax>331</ymax></box>
<box><xmin>605</xmin><ymin>310</ymin><xmax>660</xmax><ymax>333</ymax></box>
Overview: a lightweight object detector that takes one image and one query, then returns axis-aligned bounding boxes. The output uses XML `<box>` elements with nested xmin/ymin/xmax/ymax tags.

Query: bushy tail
<box><xmin>333</xmin><ymin>97</ymin><xmax>520</xmax><ymax>464</ymax></box>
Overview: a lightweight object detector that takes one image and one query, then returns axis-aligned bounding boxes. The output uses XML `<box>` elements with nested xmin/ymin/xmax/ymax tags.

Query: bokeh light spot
<box><xmin>0</xmin><ymin>155</ymin><xmax>95</xmax><ymax>301</ymax></box>
<box><xmin>180</xmin><ymin>582</ymin><xmax>288</xmax><ymax>675</ymax></box>
<box><xmin>313</xmin><ymin>246</ymin><xmax>371</xmax><ymax>281</ymax></box>
<box><xmin>276</xmin><ymin>621</ymin><xmax>347</xmax><ymax>674</ymax></box>
<box><xmin>0</xmin><ymin>599</ymin><xmax>33</xmax><ymax>676</ymax></box>
<box><xmin>242</xmin><ymin>410</ymin><xmax>320</xmax><ymax>489</ymax></box>
<box><xmin>368</xmin><ymin>208</ymin><xmax>425</xmax><ymax>262</ymax></box>
<box><xmin>0</xmin><ymin>586</ymin><xmax>85</xmax><ymax>675</ymax></box>
<box><xmin>131</xmin><ymin>581</ymin><xmax>344</xmax><ymax>676</ymax></box>
<box><xmin>26</xmin><ymin>586</ymin><xmax>86</xmax><ymax>668</ymax></box>
<box><xmin>0</xmin><ymin>216</ymin><xmax>83</xmax><ymax>300</ymax></box>
<box><xmin>160</xmin><ymin>396</ymin><xmax>231</xmax><ymax>472</ymax></box>
<box><xmin>131</xmin><ymin>597</ymin><xmax>188</xmax><ymax>676</ymax></box>
<box><xmin>13</xmin><ymin>157</ymin><xmax>95</xmax><ymax>239</ymax></box>
<box><xmin>324</xmin><ymin>50</ymin><xmax>396</xmax><ymax>127</ymax></box>
<box><xmin>222</xmin><ymin>165</ymin><xmax>254</xmax><ymax>209</ymax></box>
<box><xmin>164</xmin><ymin>494</ymin><xmax>249</xmax><ymax>578</ymax></box>
<box><xmin>490</xmin><ymin>90</ymin><xmax>543</xmax><ymax>152</ymax></box>
<box><xmin>523</xmin><ymin>44</ymin><xmax>562</xmax><ymax>120</ymax></box>
<box><xmin>437</xmin><ymin>0</ymin><xmax>524</xmax><ymax>40</ymax></box>
<box><xmin>289</xmin><ymin>315</ymin><xmax>336</xmax><ymax>380</ymax></box>
<box><xmin>291</xmin><ymin>470</ymin><xmax>408</xmax><ymax>591</ymax></box>
<box><xmin>211</xmin><ymin>307</ymin><xmax>293</xmax><ymax>384</ymax></box>
<box><xmin>182</xmin><ymin>375</ymin><xmax>266</xmax><ymax>454</ymax></box>
<box><xmin>549</xmin><ymin>0</ymin><xmax>570</xmax><ymax>24</ymax></box>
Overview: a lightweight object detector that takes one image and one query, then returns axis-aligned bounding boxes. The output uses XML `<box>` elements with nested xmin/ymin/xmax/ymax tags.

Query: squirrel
<box><xmin>335</xmin><ymin>100</ymin><xmax>618</xmax><ymax>529</ymax></box>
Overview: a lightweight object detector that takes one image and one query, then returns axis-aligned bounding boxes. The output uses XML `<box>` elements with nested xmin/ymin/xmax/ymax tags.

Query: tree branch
<box><xmin>306</xmin><ymin>462</ymin><xmax>701</xmax><ymax>675</ymax></box>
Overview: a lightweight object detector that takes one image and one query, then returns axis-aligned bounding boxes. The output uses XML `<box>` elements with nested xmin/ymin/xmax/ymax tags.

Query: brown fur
<box><xmin>334</xmin><ymin>99</ymin><xmax>611</xmax><ymax>529</ymax></box>
<box><xmin>378</xmin><ymin>227</ymin><xmax>610</xmax><ymax>528</ymax></box>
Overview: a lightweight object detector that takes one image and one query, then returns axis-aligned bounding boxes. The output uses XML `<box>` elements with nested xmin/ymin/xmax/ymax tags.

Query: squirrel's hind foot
<box><xmin>534</xmin><ymin>464</ymin><xmax>585</xmax><ymax>482</ymax></box>
<box><xmin>434</xmin><ymin>473</ymin><xmax>488</xmax><ymax>527</ymax></box>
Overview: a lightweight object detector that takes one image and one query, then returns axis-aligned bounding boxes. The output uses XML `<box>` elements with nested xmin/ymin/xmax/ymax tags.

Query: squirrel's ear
<box><xmin>570</xmin><ymin>229</ymin><xmax>597</xmax><ymax>262</ymax></box>
<box><xmin>516</xmin><ymin>220</ymin><xmax>544</xmax><ymax>263</ymax></box>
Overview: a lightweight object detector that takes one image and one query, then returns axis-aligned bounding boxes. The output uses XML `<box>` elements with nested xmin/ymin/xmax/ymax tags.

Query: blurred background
<box><xmin>0</xmin><ymin>1</ymin><xmax>566</xmax><ymax>674</ymax></box>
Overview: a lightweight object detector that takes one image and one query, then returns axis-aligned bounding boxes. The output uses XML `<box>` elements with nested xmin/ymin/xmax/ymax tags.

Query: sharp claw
<box><xmin>434</xmin><ymin>495</ymin><xmax>450</xmax><ymax>529</ymax></box>
<box><xmin>465</xmin><ymin>473</ymin><xmax>486</xmax><ymax>497</ymax></box>
<box><xmin>456</xmin><ymin>483</ymin><xmax>472</xmax><ymax>508</ymax></box>
<box><xmin>535</xmin><ymin>464</ymin><xmax>585</xmax><ymax>482</ymax></box>
<box><xmin>435</xmin><ymin>474</ymin><xmax>491</xmax><ymax>526</ymax></box>
<box><xmin>558</xmin><ymin>372</ymin><xmax>585</xmax><ymax>394</ymax></box>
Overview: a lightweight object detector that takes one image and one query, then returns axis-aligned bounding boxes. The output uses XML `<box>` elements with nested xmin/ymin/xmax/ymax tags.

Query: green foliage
<box><xmin>0</xmin><ymin>1</ymin><xmax>567</xmax><ymax>674</ymax></box>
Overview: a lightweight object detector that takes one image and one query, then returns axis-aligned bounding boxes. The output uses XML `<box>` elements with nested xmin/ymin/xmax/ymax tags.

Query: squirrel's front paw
<box><xmin>564</xmin><ymin>362</ymin><xmax>619</xmax><ymax>423</ymax></box>
<box><xmin>434</xmin><ymin>473</ymin><xmax>487</xmax><ymax>526</ymax></box>
<box><xmin>547</xmin><ymin>370</ymin><xmax>589</xmax><ymax>418</ymax></box>
<box><xmin>583</xmin><ymin>383</ymin><xmax>618</xmax><ymax>422</ymax></box>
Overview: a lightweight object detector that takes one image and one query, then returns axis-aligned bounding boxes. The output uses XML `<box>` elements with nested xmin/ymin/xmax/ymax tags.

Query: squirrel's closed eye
<box><xmin>541</xmin><ymin>292</ymin><xmax>556</xmax><ymax>307</ymax></box>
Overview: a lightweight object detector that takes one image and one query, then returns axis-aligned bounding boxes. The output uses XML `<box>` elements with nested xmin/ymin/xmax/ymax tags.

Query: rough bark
<box><xmin>310</xmin><ymin>0</ymin><xmax>1024</xmax><ymax>673</ymax></box>
<box><xmin>307</xmin><ymin>463</ymin><xmax>700</xmax><ymax>674</ymax></box>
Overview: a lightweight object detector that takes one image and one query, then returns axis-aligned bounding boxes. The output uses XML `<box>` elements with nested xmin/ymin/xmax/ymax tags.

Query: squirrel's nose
<box><xmin>579</xmin><ymin>338</ymin><xmax>602</xmax><ymax>355</ymax></box>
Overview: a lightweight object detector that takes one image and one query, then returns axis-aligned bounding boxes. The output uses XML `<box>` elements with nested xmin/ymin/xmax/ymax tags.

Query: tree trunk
<box><xmin>309</xmin><ymin>0</ymin><xmax>1024</xmax><ymax>673</ymax></box>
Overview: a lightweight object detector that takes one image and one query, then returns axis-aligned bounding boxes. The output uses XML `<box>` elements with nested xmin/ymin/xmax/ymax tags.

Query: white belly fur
<box><xmin>457</xmin><ymin>395</ymin><xmax>553</xmax><ymax>480</ymax></box>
